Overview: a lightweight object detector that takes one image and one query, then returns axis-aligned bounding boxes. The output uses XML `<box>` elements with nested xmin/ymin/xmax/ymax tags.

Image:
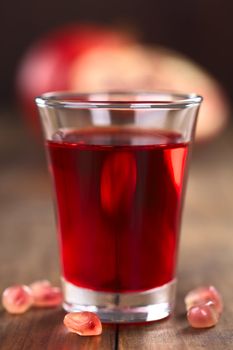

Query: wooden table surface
<box><xmin>0</xmin><ymin>112</ymin><xmax>232</xmax><ymax>349</ymax></box>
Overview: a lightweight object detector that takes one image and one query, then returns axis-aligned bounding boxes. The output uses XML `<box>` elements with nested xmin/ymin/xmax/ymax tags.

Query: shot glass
<box><xmin>35</xmin><ymin>91</ymin><xmax>202</xmax><ymax>323</ymax></box>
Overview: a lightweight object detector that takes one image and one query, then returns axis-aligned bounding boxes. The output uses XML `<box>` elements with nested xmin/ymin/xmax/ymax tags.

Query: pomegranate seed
<box><xmin>187</xmin><ymin>301</ymin><xmax>219</xmax><ymax>328</ymax></box>
<box><xmin>185</xmin><ymin>285</ymin><xmax>223</xmax><ymax>313</ymax></box>
<box><xmin>30</xmin><ymin>280</ymin><xmax>63</xmax><ymax>307</ymax></box>
<box><xmin>30</xmin><ymin>279</ymin><xmax>52</xmax><ymax>291</ymax></box>
<box><xmin>2</xmin><ymin>285</ymin><xmax>34</xmax><ymax>314</ymax></box>
<box><xmin>64</xmin><ymin>311</ymin><xmax>102</xmax><ymax>336</ymax></box>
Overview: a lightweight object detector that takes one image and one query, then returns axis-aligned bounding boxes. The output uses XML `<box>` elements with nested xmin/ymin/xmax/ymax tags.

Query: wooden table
<box><xmin>0</xmin><ymin>112</ymin><xmax>232</xmax><ymax>349</ymax></box>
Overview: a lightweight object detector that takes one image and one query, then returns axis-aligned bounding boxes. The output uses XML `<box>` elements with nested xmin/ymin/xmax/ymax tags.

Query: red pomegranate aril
<box><xmin>187</xmin><ymin>301</ymin><xmax>219</xmax><ymax>328</ymax></box>
<box><xmin>2</xmin><ymin>285</ymin><xmax>34</xmax><ymax>314</ymax></box>
<box><xmin>63</xmin><ymin>311</ymin><xmax>102</xmax><ymax>336</ymax></box>
<box><xmin>30</xmin><ymin>280</ymin><xmax>63</xmax><ymax>307</ymax></box>
<box><xmin>185</xmin><ymin>285</ymin><xmax>223</xmax><ymax>313</ymax></box>
<box><xmin>30</xmin><ymin>279</ymin><xmax>52</xmax><ymax>290</ymax></box>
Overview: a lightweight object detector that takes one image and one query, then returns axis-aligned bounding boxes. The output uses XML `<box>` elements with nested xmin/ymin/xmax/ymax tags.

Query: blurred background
<box><xmin>0</xmin><ymin>0</ymin><xmax>233</xmax><ymax>300</ymax></box>
<box><xmin>0</xmin><ymin>0</ymin><xmax>233</xmax><ymax>140</ymax></box>
<box><xmin>0</xmin><ymin>0</ymin><xmax>233</xmax><ymax>101</ymax></box>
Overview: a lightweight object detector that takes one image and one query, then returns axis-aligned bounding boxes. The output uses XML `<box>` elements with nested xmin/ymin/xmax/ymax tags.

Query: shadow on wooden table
<box><xmin>0</xmin><ymin>307</ymin><xmax>116</xmax><ymax>350</ymax></box>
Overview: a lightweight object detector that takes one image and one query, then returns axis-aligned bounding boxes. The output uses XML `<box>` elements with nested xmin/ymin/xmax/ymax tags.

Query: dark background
<box><xmin>0</xmin><ymin>0</ymin><xmax>232</xmax><ymax>106</ymax></box>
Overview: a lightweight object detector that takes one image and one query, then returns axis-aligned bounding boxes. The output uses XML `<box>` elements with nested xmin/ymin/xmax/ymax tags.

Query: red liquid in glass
<box><xmin>47</xmin><ymin>128</ymin><xmax>189</xmax><ymax>293</ymax></box>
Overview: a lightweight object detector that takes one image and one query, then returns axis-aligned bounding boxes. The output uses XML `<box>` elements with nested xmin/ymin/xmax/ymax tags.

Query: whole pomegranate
<box><xmin>17</xmin><ymin>24</ymin><xmax>229</xmax><ymax>141</ymax></box>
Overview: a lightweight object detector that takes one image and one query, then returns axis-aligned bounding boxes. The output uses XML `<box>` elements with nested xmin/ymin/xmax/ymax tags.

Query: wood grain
<box><xmin>0</xmin><ymin>308</ymin><xmax>116</xmax><ymax>350</ymax></box>
<box><xmin>0</xmin><ymin>113</ymin><xmax>232</xmax><ymax>349</ymax></box>
<box><xmin>119</xmin><ymin>129</ymin><xmax>233</xmax><ymax>349</ymax></box>
<box><xmin>0</xmin><ymin>115</ymin><xmax>116</xmax><ymax>350</ymax></box>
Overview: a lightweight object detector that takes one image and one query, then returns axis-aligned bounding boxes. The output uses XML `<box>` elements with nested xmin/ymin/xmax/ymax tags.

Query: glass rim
<box><xmin>35</xmin><ymin>91</ymin><xmax>203</xmax><ymax>109</ymax></box>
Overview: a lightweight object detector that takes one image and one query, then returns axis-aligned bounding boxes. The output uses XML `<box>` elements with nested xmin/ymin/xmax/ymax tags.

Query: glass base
<box><xmin>62</xmin><ymin>278</ymin><xmax>176</xmax><ymax>323</ymax></box>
